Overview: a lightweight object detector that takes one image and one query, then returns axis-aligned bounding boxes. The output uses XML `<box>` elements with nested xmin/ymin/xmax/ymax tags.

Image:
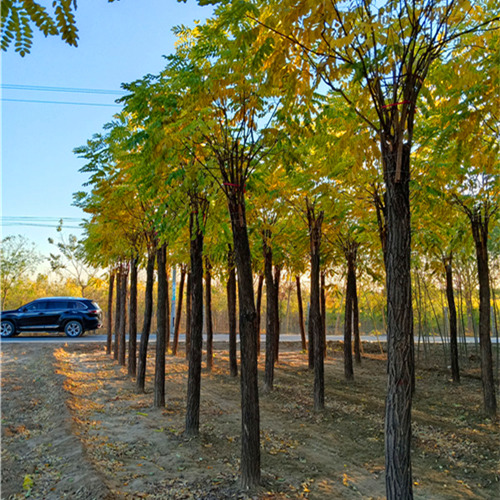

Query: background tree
<box><xmin>48</xmin><ymin>222</ymin><xmax>101</xmax><ymax>298</ymax></box>
<box><xmin>0</xmin><ymin>235</ymin><xmax>40</xmax><ymax>308</ymax></box>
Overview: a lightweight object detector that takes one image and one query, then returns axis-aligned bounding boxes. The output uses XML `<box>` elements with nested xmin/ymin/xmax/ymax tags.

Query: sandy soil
<box><xmin>1</xmin><ymin>341</ymin><xmax>498</xmax><ymax>499</ymax></box>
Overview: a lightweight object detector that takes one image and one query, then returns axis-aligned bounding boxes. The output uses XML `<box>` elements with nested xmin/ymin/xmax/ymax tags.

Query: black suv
<box><xmin>0</xmin><ymin>297</ymin><xmax>103</xmax><ymax>338</ymax></box>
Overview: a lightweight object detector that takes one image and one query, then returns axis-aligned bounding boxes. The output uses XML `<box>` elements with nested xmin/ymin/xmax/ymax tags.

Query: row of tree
<box><xmin>66</xmin><ymin>1</ymin><xmax>498</xmax><ymax>498</ymax></box>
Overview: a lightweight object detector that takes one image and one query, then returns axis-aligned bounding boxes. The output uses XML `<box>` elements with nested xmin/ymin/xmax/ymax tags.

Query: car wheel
<box><xmin>64</xmin><ymin>320</ymin><xmax>83</xmax><ymax>337</ymax></box>
<box><xmin>1</xmin><ymin>320</ymin><xmax>16</xmax><ymax>338</ymax></box>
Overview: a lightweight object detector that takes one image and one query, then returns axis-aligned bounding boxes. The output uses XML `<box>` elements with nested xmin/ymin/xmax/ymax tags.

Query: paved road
<box><xmin>1</xmin><ymin>333</ymin><xmax>496</xmax><ymax>344</ymax></box>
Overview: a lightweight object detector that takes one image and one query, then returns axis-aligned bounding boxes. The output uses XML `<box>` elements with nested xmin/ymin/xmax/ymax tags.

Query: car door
<box><xmin>44</xmin><ymin>300</ymin><xmax>69</xmax><ymax>329</ymax></box>
<box><xmin>18</xmin><ymin>300</ymin><xmax>49</xmax><ymax>329</ymax></box>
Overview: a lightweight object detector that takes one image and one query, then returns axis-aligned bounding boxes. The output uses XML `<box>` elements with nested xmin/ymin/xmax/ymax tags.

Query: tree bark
<box><xmin>185</xmin><ymin>272</ymin><xmax>192</xmax><ymax>360</ymax></box>
<box><xmin>118</xmin><ymin>263</ymin><xmax>128</xmax><ymax>367</ymax></box>
<box><xmin>185</xmin><ymin>205</ymin><xmax>205</xmax><ymax>437</ymax></box>
<box><xmin>256</xmin><ymin>274</ymin><xmax>264</xmax><ymax>355</ymax></box>
<box><xmin>344</xmin><ymin>262</ymin><xmax>354</xmax><ymax>381</ymax></box>
<box><xmin>321</xmin><ymin>271</ymin><xmax>327</xmax><ymax>359</ymax></box>
<box><xmin>307</xmin><ymin>200</ymin><xmax>324</xmax><ymax>410</ymax></box>
<box><xmin>228</xmin><ymin>194</ymin><xmax>260</xmax><ymax>488</ymax></box>
<box><xmin>106</xmin><ymin>271</ymin><xmax>115</xmax><ymax>356</ymax></box>
<box><xmin>263</xmin><ymin>231</ymin><xmax>277</xmax><ymax>392</ymax></box>
<box><xmin>228</xmin><ymin>248</ymin><xmax>238</xmax><ymax>377</ymax></box>
<box><xmin>469</xmin><ymin>208</ymin><xmax>497</xmax><ymax>416</ymax></box>
<box><xmin>352</xmin><ymin>267</ymin><xmax>361</xmax><ymax>365</ymax></box>
<box><xmin>205</xmin><ymin>257</ymin><xmax>214</xmax><ymax>372</ymax></box>
<box><xmin>383</xmin><ymin>144</ymin><xmax>414</xmax><ymax>500</ymax></box>
<box><xmin>165</xmin><ymin>268</ymin><xmax>170</xmax><ymax>353</ymax></box>
<box><xmin>154</xmin><ymin>243</ymin><xmax>167</xmax><ymax>408</ymax></box>
<box><xmin>273</xmin><ymin>265</ymin><xmax>281</xmax><ymax>364</ymax></box>
<box><xmin>172</xmin><ymin>266</ymin><xmax>186</xmax><ymax>356</ymax></box>
<box><xmin>296</xmin><ymin>276</ymin><xmax>307</xmax><ymax>351</ymax></box>
<box><xmin>114</xmin><ymin>269</ymin><xmax>122</xmax><ymax>361</ymax></box>
<box><xmin>444</xmin><ymin>256</ymin><xmax>460</xmax><ymax>383</ymax></box>
<box><xmin>128</xmin><ymin>256</ymin><xmax>139</xmax><ymax>376</ymax></box>
<box><xmin>136</xmin><ymin>250</ymin><xmax>155</xmax><ymax>393</ymax></box>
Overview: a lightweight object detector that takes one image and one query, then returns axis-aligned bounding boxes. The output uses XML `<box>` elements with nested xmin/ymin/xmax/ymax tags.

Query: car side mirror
<box><xmin>19</xmin><ymin>307</ymin><xmax>26</xmax><ymax>312</ymax></box>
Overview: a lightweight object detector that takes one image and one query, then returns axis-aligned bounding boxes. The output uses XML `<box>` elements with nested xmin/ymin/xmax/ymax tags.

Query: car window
<box><xmin>67</xmin><ymin>301</ymin><xmax>76</xmax><ymax>309</ymax></box>
<box><xmin>75</xmin><ymin>302</ymin><xmax>87</xmax><ymax>310</ymax></box>
<box><xmin>25</xmin><ymin>301</ymin><xmax>47</xmax><ymax>311</ymax></box>
<box><xmin>46</xmin><ymin>301</ymin><xmax>67</xmax><ymax>310</ymax></box>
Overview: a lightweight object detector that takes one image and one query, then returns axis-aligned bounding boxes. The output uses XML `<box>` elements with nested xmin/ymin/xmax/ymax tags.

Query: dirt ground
<box><xmin>1</xmin><ymin>341</ymin><xmax>498</xmax><ymax>499</ymax></box>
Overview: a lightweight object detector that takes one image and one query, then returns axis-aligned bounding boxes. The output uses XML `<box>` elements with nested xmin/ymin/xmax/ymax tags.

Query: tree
<box><xmin>128</xmin><ymin>255</ymin><xmax>139</xmax><ymax>376</ymax></box>
<box><xmin>339</xmin><ymin>233</ymin><xmax>360</xmax><ymax>380</ymax></box>
<box><xmin>415</xmin><ymin>21</ymin><xmax>499</xmax><ymax>412</ymax></box>
<box><xmin>455</xmin><ymin>189</ymin><xmax>498</xmax><ymax>416</ymax></box>
<box><xmin>1</xmin><ymin>0</ymin><xmax>117</xmax><ymax>56</ymax></box>
<box><xmin>227</xmin><ymin>247</ymin><xmax>238</xmax><ymax>376</ymax></box>
<box><xmin>244</xmin><ymin>2</ymin><xmax>498</xmax><ymax>496</ymax></box>
<box><xmin>169</xmin><ymin>22</ymin><xmax>282</xmax><ymax>487</ymax></box>
<box><xmin>262</xmin><ymin>225</ymin><xmax>278</xmax><ymax>392</ymax></box>
<box><xmin>306</xmin><ymin>199</ymin><xmax>325</xmax><ymax>410</ymax></box>
<box><xmin>155</xmin><ymin>243</ymin><xmax>168</xmax><ymax>407</ymax></box>
<box><xmin>185</xmin><ymin>192</ymin><xmax>209</xmax><ymax>437</ymax></box>
<box><xmin>106</xmin><ymin>270</ymin><xmax>115</xmax><ymax>355</ymax></box>
<box><xmin>0</xmin><ymin>235</ymin><xmax>40</xmax><ymax>308</ymax></box>
<box><xmin>204</xmin><ymin>256</ymin><xmax>214</xmax><ymax>371</ymax></box>
<box><xmin>137</xmin><ymin>248</ymin><xmax>156</xmax><ymax>392</ymax></box>
<box><xmin>295</xmin><ymin>275</ymin><xmax>307</xmax><ymax>351</ymax></box>
<box><xmin>117</xmin><ymin>261</ymin><xmax>129</xmax><ymax>367</ymax></box>
<box><xmin>172</xmin><ymin>264</ymin><xmax>187</xmax><ymax>356</ymax></box>
<box><xmin>48</xmin><ymin>223</ymin><xmax>101</xmax><ymax>298</ymax></box>
<box><xmin>73</xmin><ymin>118</ymin><xmax>160</xmax><ymax>377</ymax></box>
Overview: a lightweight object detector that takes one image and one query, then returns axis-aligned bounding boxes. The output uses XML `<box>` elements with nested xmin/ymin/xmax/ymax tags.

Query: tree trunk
<box><xmin>136</xmin><ymin>250</ymin><xmax>155</xmax><ymax>393</ymax></box>
<box><xmin>444</xmin><ymin>256</ymin><xmax>460</xmax><ymax>383</ymax></box>
<box><xmin>344</xmin><ymin>261</ymin><xmax>354</xmax><ymax>381</ymax></box>
<box><xmin>128</xmin><ymin>256</ymin><xmax>139</xmax><ymax>376</ymax></box>
<box><xmin>321</xmin><ymin>271</ymin><xmax>327</xmax><ymax>358</ymax></box>
<box><xmin>228</xmin><ymin>195</ymin><xmax>260</xmax><ymax>489</ymax></box>
<box><xmin>205</xmin><ymin>257</ymin><xmax>214</xmax><ymax>372</ymax></box>
<box><xmin>273</xmin><ymin>265</ymin><xmax>281</xmax><ymax>364</ymax></box>
<box><xmin>165</xmin><ymin>268</ymin><xmax>170</xmax><ymax>353</ymax></box>
<box><xmin>172</xmin><ymin>266</ymin><xmax>186</xmax><ymax>356</ymax></box>
<box><xmin>106</xmin><ymin>271</ymin><xmax>115</xmax><ymax>356</ymax></box>
<box><xmin>352</xmin><ymin>267</ymin><xmax>361</xmax><ymax>365</ymax></box>
<box><xmin>185</xmin><ymin>272</ymin><xmax>192</xmax><ymax>360</ymax></box>
<box><xmin>470</xmin><ymin>209</ymin><xmax>497</xmax><ymax>416</ymax></box>
<box><xmin>154</xmin><ymin>243</ymin><xmax>167</xmax><ymax>408</ymax></box>
<box><xmin>185</xmin><ymin>206</ymin><xmax>205</xmax><ymax>437</ymax></box>
<box><xmin>296</xmin><ymin>276</ymin><xmax>307</xmax><ymax>351</ymax></box>
<box><xmin>383</xmin><ymin>143</ymin><xmax>414</xmax><ymax>500</ymax></box>
<box><xmin>307</xmin><ymin>200</ymin><xmax>324</xmax><ymax>411</ymax></box>
<box><xmin>114</xmin><ymin>269</ymin><xmax>122</xmax><ymax>361</ymax></box>
<box><xmin>228</xmin><ymin>248</ymin><xmax>238</xmax><ymax>377</ymax></box>
<box><xmin>256</xmin><ymin>274</ymin><xmax>264</xmax><ymax>355</ymax></box>
<box><xmin>263</xmin><ymin>231</ymin><xmax>277</xmax><ymax>392</ymax></box>
<box><xmin>118</xmin><ymin>263</ymin><xmax>128</xmax><ymax>367</ymax></box>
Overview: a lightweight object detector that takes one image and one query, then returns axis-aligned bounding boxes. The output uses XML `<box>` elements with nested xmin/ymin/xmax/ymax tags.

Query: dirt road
<box><xmin>1</xmin><ymin>342</ymin><xmax>498</xmax><ymax>499</ymax></box>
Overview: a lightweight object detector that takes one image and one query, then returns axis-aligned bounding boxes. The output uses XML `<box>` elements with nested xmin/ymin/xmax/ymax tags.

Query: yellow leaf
<box><xmin>23</xmin><ymin>474</ymin><xmax>34</xmax><ymax>491</ymax></box>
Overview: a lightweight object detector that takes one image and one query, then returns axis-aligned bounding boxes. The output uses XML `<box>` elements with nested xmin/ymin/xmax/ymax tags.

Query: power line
<box><xmin>2</xmin><ymin>223</ymin><xmax>82</xmax><ymax>229</ymax></box>
<box><xmin>1</xmin><ymin>216</ymin><xmax>83</xmax><ymax>224</ymax></box>
<box><xmin>1</xmin><ymin>216</ymin><xmax>84</xmax><ymax>229</ymax></box>
<box><xmin>1</xmin><ymin>215</ymin><xmax>83</xmax><ymax>229</ymax></box>
<box><xmin>2</xmin><ymin>98</ymin><xmax>121</xmax><ymax>108</ymax></box>
<box><xmin>2</xmin><ymin>216</ymin><xmax>83</xmax><ymax>221</ymax></box>
<box><xmin>1</xmin><ymin>84</ymin><xmax>125</xmax><ymax>95</ymax></box>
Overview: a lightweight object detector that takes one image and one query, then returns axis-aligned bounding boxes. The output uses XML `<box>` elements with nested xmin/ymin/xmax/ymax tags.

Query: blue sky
<box><xmin>1</xmin><ymin>0</ymin><xmax>212</xmax><ymax>267</ymax></box>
